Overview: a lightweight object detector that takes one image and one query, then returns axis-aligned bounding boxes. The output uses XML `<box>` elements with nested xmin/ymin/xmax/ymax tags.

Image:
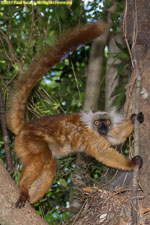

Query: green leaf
<box><xmin>59</xmin><ymin>178</ymin><xmax>67</xmax><ymax>187</ymax></box>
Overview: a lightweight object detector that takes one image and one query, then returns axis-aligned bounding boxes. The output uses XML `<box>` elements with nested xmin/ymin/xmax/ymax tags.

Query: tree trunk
<box><xmin>0</xmin><ymin>88</ymin><xmax>13</xmax><ymax>171</ymax></box>
<box><xmin>124</xmin><ymin>0</ymin><xmax>150</xmax><ymax>223</ymax></box>
<box><xmin>0</xmin><ymin>159</ymin><xmax>48</xmax><ymax>225</ymax></box>
<box><xmin>83</xmin><ymin>28</ymin><xmax>110</xmax><ymax>110</ymax></box>
<box><xmin>139</xmin><ymin>49</ymin><xmax>150</xmax><ymax>208</ymax></box>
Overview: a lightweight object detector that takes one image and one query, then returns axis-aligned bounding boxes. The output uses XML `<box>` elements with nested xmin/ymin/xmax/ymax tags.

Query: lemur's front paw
<box><xmin>137</xmin><ymin>112</ymin><xmax>144</xmax><ymax>123</ymax></box>
<box><xmin>131</xmin><ymin>113</ymin><xmax>136</xmax><ymax>123</ymax></box>
<box><xmin>131</xmin><ymin>155</ymin><xmax>143</xmax><ymax>169</ymax></box>
<box><xmin>131</xmin><ymin>112</ymin><xmax>144</xmax><ymax>124</ymax></box>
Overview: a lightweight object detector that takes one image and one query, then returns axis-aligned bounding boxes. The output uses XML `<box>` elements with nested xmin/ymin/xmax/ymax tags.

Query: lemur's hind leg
<box><xmin>29</xmin><ymin>156</ymin><xmax>57</xmax><ymax>204</ymax></box>
<box><xmin>15</xmin><ymin>134</ymin><xmax>55</xmax><ymax>208</ymax></box>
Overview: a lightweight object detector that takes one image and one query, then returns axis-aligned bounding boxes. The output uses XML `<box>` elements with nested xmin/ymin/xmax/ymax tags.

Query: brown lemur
<box><xmin>6</xmin><ymin>20</ymin><xmax>144</xmax><ymax>208</ymax></box>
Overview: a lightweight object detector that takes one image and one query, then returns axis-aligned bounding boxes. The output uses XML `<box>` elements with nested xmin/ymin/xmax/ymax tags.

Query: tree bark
<box><xmin>0</xmin><ymin>159</ymin><xmax>48</xmax><ymax>225</ymax></box>
<box><xmin>124</xmin><ymin>0</ymin><xmax>150</xmax><ymax>223</ymax></box>
<box><xmin>83</xmin><ymin>28</ymin><xmax>110</xmax><ymax>110</ymax></box>
<box><xmin>0</xmin><ymin>88</ymin><xmax>13</xmax><ymax>171</ymax></box>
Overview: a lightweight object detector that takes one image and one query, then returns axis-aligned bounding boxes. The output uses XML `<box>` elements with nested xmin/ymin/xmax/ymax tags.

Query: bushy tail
<box><xmin>7</xmin><ymin>20</ymin><xmax>106</xmax><ymax>135</ymax></box>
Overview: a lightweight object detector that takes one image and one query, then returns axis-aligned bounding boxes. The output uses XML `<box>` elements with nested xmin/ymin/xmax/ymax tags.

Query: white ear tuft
<box><xmin>80</xmin><ymin>110</ymin><xmax>93</xmax><ymax>128</ymax></box>
<box><xmin>109</xmin><ymin>107</ymin><xmax>124</xmax><ymax>125</ymax></box>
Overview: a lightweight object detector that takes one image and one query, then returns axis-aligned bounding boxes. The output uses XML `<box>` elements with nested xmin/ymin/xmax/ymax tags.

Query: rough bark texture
<box><xmin>139</xmin><ymin>54</ymin><xmax>150</xmax><ymax>209</ymax></box>
<box><xmin>126</xmin><ymin>47</ymin><xmax>150</xmax><ymax>201</ymax></box>
<box><xmin>125</xmin><ymin>48</ymin><xmax>150</xmax><ymax>224</ymax></box>
<box><xmin>125</xmin><ymin>0</ymin><xmax>150</xmax><ymax>45</ymax></box>
<box><xmin>0</xmin><ymin>159</ymin><xmax>48</xmax><ymax>225</ymax></box>
<box><xmin>124</xmin><ymin>0</ymin><xmax>150</xmax><ymax>223</ymax></box>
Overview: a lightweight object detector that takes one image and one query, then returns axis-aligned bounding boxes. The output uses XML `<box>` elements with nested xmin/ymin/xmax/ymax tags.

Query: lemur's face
<box><xmin>80</xmin><ymin>109</ymin><xmax>124</xmax><ymax>136</ymax></box>
<box><xmin>93</xmin><ymin>118</ymin><xmax>111</xmax><ymax>135</ymax></box>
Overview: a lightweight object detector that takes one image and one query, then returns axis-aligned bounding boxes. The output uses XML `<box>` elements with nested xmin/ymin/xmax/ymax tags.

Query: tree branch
<box><xmin>0</xmin><ymin>88</ymin><xmax>13</xmax><ymax>171</ymax></box>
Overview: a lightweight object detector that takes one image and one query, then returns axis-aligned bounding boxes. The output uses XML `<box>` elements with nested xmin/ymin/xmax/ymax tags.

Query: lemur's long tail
<box><xmin>7</xmin><ymin>20</ymin><xmax>106</xmax><ymax>135</ymax></box>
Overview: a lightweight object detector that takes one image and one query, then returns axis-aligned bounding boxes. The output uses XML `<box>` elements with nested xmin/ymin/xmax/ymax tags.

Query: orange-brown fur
<box><xmin>6</xmin><ymin>21</ymin><xmax>141</xmax><ymax>207</ymax></box>
<box><xmin>15</xmin><ymin>113</ymin><xmax>135</xmax><ymax>205</ymax></box>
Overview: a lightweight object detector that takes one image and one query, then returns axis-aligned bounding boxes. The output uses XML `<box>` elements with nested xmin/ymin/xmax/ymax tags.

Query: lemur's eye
<box><xmin>106</xmin><ymin>119</ymin><xmax>111</xmax><ymax>125</ymax></box>
<box><xmin>94</xmin><ymin>120</ymin><xmax>99</xmax><ymax>126</ymax></box>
